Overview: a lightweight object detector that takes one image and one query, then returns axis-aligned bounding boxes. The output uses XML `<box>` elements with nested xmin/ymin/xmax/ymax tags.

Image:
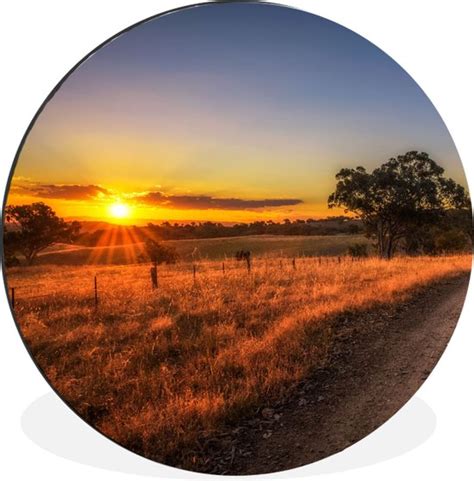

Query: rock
<box><xmin>261</xmin><ymin>408</ymin><xmax>275</xmax><ymax>419</ymax></box>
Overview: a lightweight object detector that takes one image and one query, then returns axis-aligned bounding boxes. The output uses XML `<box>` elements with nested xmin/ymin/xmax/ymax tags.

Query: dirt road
<box><xmin>199</xmin><ymin>274</ymin><xmax>470</xmax><ymax>474</ymax></box>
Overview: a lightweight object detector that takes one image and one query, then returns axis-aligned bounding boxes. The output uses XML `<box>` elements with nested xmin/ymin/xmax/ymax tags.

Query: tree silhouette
<box><xmin>328</xmin><ymin>151</ymin><xmax>471</xmax><ymax>259</ymax></box>
<box><xmin>4</xmin><ymin>202</ymin><xmax>81</xmax><ymax>265</ymax></box>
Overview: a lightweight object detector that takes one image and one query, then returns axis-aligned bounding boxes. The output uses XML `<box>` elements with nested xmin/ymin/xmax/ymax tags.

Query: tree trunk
<box><xmin>385</xmin><ymin>236</ymin><xmax>394</xmax><ymax>259</ymax></box>
<box><xmin>377</xmin><ymin>222</ymin><xmax>389</xmax><ymax>259</ymax></box>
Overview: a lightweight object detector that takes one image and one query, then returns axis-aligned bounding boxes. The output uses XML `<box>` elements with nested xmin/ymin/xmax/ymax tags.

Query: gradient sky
<box><xmin>8</xmin><ymin>2</ymin><xmax>467</xmax><ymax>224</ymax></box>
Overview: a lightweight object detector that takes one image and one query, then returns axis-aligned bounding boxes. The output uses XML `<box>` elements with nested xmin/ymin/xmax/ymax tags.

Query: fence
<box><xmin>7</xmin><ymin>255</ymin><xmax>366</xmax><ymax>310</ymax></box>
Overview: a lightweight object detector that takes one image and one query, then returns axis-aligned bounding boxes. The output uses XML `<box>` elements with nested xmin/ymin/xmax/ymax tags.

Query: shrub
<box><xmin>144</xmin><ymin>239</ymin><xmax>178</xmax><ymax>265</ymax></box>
<box><xmin>347</xmin><ymin>243</ymin><xmax>368</xmax><ymax>258</ymax></box>
<box><xmin>435</xmin><ymin>229</ymin><xmax>469</xmax><ymax>253</ymax></box>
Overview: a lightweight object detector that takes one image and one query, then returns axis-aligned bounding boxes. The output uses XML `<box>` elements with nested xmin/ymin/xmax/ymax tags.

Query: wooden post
<box><xmin>222</xmin><ymin>262</ymin><xmax>225</xmax><ymax>274</ymax></box>
<box><xmin>11</xmin><ymin>287</ymin><xmax>15</xmax><ymax>309</ymax></box>
<box><xmin>318</xmin><ymin>257</ymin><xmax>322</xmax><ymax>265</ymax></box>
<box><xmin>193</xmin><ymin>264</ymin><xmax>197</xmax><ymax>282</ymax></box>
<box><xmin>246</xmin><ymin>256</ymin><xmax>251</xmax><ymax>273</ymax></box>
<box><xmin>150</xmin><ymin>265</ymin><xmax>158</xmax><ymax>289</ymax></box>
<box><xmin>338</xmin><ymin>256</ymin><xmax>341</xmax><ymax>264</ymax></box>
<box><xmin>94</xmin><ymin>276</ymin><xmax>98</xmax><ymax>308</ymax></box>
<box><xmin>292</xmin><ymin>258</ymin><xmax>296</xmax><ymax>270</ymax></box>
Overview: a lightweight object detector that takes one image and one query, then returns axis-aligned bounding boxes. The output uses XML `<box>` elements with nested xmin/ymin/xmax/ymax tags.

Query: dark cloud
<box><xmin>10</xmin><ymin>179</ymin><xmax>303</xmax><ymax>210</ymax></box>
<box><xmin>134</xmin><ymin>192</ymin><xmax>303</xmax><ymax>210</ymax></box>
<box><xmin>15</xmin><ymin>183</ymin><xmax>111</xmax><ymax>201</ymax></box>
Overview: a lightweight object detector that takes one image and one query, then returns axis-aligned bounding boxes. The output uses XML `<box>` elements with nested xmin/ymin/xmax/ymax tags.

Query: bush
<box><xmin>3</xmin><ymin>253</ymin><xmax>21</xmax><ymax>267</ymax></box>
<box><xmin>404</xmin><ymin>227</ymin><xmax>470</xmax><ymax>255</ymax></box>
<box><xmin>347</xmin><ymin>243</ymin><xmax>368</xmax><ymax>258</ymax></box>
<box><xmin>435</xmin><ymin>229</ymin><xmax>469</xmax><ymax>253</ymax></box>
<box><xmin>144</xmin><ymin>239</ymin><xmax>179</xmax><ymax>265</ymax></box>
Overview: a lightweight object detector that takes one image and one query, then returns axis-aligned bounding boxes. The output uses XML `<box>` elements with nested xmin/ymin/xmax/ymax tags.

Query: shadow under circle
<box><xmin>21</xmin><ymin>393</ymin><xmax>436</xmax><ymax>477</ymax></box>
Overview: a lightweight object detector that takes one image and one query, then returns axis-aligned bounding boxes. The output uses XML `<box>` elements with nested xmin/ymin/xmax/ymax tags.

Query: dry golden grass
<box><xmin>7</xmin><ymin>254</ymin><xmax>471</xmax><ymax>466</ymax></box>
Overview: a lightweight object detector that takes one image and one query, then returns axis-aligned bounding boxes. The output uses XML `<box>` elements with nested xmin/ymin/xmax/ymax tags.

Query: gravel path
<box><xmin>199</xmin><ymin>274</ymin><xmax>470</xmax><ymax>475</ymax></box>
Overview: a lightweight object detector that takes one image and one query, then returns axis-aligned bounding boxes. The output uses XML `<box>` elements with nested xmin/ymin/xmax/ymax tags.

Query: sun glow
<box><xmin>109</xmin><ymin>202</ymin><xmax>131</xmax><ymax>219</ymax></box>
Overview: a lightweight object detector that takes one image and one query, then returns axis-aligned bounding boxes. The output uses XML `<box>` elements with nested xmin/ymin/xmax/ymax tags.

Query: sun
<box><xmin>109</xmin><ymin>202</ymin><xmax>131</xmax><ymax>219</ymax></box>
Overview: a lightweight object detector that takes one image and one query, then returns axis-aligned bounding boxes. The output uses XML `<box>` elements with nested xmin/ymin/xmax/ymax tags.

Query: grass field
<box><xmin>7</xmin><ymin>253</ymin><xmax>471</xmax><ymax>468</ymax></box>
<box><xmin>35</xmin><ymin>234</ymin><xmax>370</xmax><ymax>265</ymax></box>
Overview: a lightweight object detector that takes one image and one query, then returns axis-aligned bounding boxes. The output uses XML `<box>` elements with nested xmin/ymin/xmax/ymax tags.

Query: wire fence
<box><xmin>6</xmin><ymin>254</ymin><xmax>367</xmax><ymax>311</ymax></box>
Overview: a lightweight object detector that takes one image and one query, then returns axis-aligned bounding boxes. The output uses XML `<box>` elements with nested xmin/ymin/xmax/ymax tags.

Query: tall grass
<box><xmin>8</xmin><ymin>254</ymin><xmax>471</xmax><ymax>467</ymax></box>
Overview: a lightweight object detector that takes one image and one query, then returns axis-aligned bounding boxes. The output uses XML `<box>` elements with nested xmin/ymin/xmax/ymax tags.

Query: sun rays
<box><xmin>85</xmin><ymin>223</ymin><xmax>150</xmax><ymax>265</ymax></box>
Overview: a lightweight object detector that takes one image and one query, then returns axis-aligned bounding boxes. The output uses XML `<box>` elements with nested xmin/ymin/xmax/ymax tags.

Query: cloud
<box><xmin>11</xmin><ymin>181</ymin><xmax>111</xmax><ymax>201</ymax></box>
<box><xmin>133</xmin><ymin>191</ymin><xmax>303</xmax><ymax>210</ymax></box>
<box><xmin>8</xmin><ymin>178</ymin><xmax>304</xmax><ymax>210</ymax></box>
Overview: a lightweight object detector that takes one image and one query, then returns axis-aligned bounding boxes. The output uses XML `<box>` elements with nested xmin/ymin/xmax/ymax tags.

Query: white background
<box><xmin>0</xmin><ymin>1</ymin><xmax>473</xmax><ymax>479</ymax></box>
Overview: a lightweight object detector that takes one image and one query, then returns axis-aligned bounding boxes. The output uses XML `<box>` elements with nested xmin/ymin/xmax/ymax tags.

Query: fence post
<box><xmin>11</xmin><ymin>287</ymin><xmax>15</xmax><ymax>309</ymax></box>
<box><xmin>150</xmin><ymin>264</ymin><xmax>158</xmax><ymax>289</ymax></box>
<box><xmin>246</xmin><ymin>256</ymin><xmax>251</xmax><ymax>273</ymax></box>
<box><xmin>292</xmin><ymin>258</ymin><xmax>296</xmax><ymax>270</ymax></box>
<box><xmin>222</xmin><ymin>262</ymin><xmax>225</xmax><ymax>274</ymax></box>
<box><xmin>94</xmin><ymin>276</ymin><xmax>98</xmax><ymax>308</ymax></box>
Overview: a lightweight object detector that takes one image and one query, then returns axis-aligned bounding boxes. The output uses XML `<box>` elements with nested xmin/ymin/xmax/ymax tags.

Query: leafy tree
<box><xmin>328</xmin><ymin>151</ymin><xmax>471</xmax><ymax>259</ymax></box>
<box><xmin>3</xmin><ymin>202</ymin><xmax>81</xmax><ymax>265</ymax></box>
<box><xmin>144</xmin><ymin>238</ymin><xmax>178</xmax><ymax>266</ymax></box>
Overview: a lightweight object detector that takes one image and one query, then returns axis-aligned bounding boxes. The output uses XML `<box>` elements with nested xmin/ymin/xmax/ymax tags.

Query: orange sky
<box><xmin>6</xmin><ymin>3</ymin><xmax>467</xmax><ymax>225</ymax></box>
<box><xmin>7</xmin><ymin>176</ymin><xmax>343</xmax><ymax>224</ymax></box>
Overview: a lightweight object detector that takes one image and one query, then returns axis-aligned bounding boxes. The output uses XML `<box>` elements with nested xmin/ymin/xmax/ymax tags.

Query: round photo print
<box><xmin>3</xmin><ymin>1</ymin><xmax>472</xmax><ymax>475</ymax></box>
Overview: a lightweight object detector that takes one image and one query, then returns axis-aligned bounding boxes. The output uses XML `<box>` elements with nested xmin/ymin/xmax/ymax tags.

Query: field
<box><xmin>35</xmin><ymin>234</ymin><xmax>370</xmax><ymax>265</ymax></box>
<box><xmin>7</xmin><ymin>252</ymin><xmax>471</xmax><ymax>469</ymax></box>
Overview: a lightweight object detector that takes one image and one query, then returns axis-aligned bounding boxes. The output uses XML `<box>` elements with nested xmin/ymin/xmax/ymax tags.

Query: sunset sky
<box><xmin>8</xmin><ymin>2</ymin><xmax>466</xmax><ymax>224</ymax></box>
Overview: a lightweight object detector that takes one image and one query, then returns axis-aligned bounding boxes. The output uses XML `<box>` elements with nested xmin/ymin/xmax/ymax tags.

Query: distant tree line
<box><xmin>146</xmin><ymin>216</ymin><xmax>363</xmax><ymax>240</ymax></box>
<box><xmin>76</xmin><ymin>216</ymin><xmax>363</xmax><ymax>247</ymax></box>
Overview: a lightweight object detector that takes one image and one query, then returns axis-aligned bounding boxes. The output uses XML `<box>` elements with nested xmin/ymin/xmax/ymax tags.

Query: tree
<box><xmin>328</xmin><ymin>151</ymin><xmax>471</xmax><ymax>259</ymax></box>
<box><xmin>144</xmin><ymin>238</ymin><xmax>178</xmax><ymax>266</ymax></box>
<box><xmin>3</xmin><ymin>202</ymin><xmax>81</xmax><ymax>265</ymax></box>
